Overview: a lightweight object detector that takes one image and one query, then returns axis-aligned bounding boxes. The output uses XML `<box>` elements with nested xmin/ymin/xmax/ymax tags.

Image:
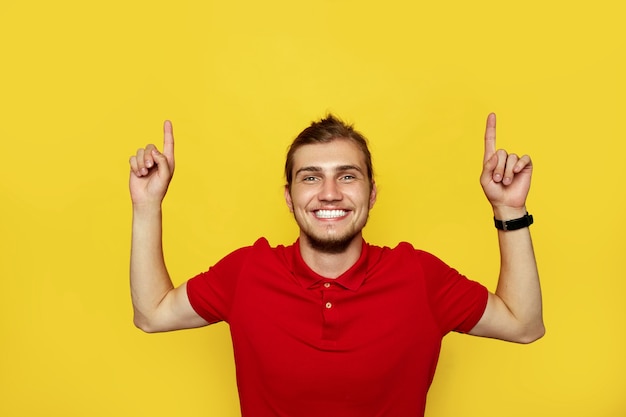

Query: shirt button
<box><xmin>325</xmin><ymin>302</ymin><xmax>332</xmax><ymax>309</ymax></box>
<box><xmin>324</xmin><ymin>282</ymin><xmax>331</xmax><ymax>288</ymax></box>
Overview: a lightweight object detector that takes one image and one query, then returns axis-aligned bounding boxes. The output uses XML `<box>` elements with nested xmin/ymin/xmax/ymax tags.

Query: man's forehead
<box><xmin>291</xmin><ymin>139</ymin><xmax>366</xmax><ymax>170</ymax></box>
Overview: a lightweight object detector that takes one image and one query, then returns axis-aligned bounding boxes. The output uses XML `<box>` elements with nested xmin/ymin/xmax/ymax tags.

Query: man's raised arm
<box><xmin>129</xmin><ymin>121</ymin><xmax>208</xmax><ymax>333</ymax></box>
<box><xmin>469</xmin><ymin>113</ymin><xmax>545</xmax><ymax>344</ymax></box>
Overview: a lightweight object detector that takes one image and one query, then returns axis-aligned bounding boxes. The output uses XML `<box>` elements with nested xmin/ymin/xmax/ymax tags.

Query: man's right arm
<box><xmin>129</xmin><ymin>121</ymin><xmax>209</xmax><ymax>333</ymax></box>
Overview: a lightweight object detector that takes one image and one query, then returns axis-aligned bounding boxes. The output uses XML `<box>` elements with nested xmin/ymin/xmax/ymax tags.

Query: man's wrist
<box><xmin>132</xmin><ymin>201</ymin><xmax>163</xmax><ymax>216</ymax></box>
<box><xmin>491</xmin><ymin>205</ymin><xmax>527</xmax><ymax>220</ymax></box>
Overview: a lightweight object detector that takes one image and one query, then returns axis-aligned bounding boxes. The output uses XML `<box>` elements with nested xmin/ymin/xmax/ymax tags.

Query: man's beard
<box><xmin>302</xmin><ymin>230</ymin><xmax>360</xmax><ymax>254</ymax></box>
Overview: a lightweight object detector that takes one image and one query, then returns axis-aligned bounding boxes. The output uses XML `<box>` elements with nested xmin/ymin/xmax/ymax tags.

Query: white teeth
<box><xmin>315</xmin><ymin>209</ymin><xmax>347</xmax><ymax>219</ymax></box>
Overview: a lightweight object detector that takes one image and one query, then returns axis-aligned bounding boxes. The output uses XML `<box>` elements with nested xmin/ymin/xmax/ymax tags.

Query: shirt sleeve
<box><xmin>417</xmin><ymin>249</ymin><xmax>489</xmax><ymax>335</ymax></box>
<box><xmin>186</xmin><ymin>245</ymin><xmax>253</xmax><ymax>324</ymax></box>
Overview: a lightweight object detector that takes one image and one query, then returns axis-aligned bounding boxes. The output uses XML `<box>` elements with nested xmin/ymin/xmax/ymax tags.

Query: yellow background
<box><xmin>1</xmin><ymin>1</ymin><xmax>624</xmax><ymax>416</ymax></box>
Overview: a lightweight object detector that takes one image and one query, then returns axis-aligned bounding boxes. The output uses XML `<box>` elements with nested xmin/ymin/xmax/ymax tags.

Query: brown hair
<box><xmin>285</xmin><ymin>114</ymin><xmax>374</xmax><ymax>188</ymax></box>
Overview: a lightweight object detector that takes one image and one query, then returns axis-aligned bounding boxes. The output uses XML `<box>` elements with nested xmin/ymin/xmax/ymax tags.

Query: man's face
<box><xmin>285</xmin><ymin>138</ymin><xmax>377</xmax><ymax>253</ymax></box>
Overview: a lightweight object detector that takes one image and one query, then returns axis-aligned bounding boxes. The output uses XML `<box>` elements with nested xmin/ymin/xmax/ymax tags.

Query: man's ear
<box><xmin>284</xmin><ymin>185</ymin><xmax>294</xmax><ymax>212</ymax></box>
<box><xmin>369</xmin><ymin>181</ymin><xmax>377</xmax><ymax>209</ymax></box>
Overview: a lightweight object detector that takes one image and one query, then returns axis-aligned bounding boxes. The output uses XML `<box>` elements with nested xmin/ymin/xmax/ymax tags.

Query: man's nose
<box><xmin>318</xmin><ymin>179</ymin><xmax>342</xmax><ymax>201</ymax></box>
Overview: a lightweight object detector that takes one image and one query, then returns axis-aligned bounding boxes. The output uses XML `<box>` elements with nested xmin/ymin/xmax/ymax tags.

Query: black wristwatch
<box><xmin>494</xmin><ymin>213</ymin><xmax>534</xmax><ymax>231</ymax></box>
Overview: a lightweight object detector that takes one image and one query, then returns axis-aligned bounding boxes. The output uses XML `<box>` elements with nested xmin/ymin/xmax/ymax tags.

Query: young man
<box><xmin>128</xmin><ymin>113</ymin><xmax>544</xmax><ymax>417</ymax></box>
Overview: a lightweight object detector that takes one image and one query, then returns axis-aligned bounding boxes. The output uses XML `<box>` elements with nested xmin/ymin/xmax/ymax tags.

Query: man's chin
<box><xmin>303</xmin><ymin>233</ymin><xmax>359</xmax><ymax>254</ymax></box>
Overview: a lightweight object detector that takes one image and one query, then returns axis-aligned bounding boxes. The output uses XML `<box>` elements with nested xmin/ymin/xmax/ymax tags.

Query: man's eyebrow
<box><xmin>295</xmin><ymin>165</ymin><xmax>364</xmax><ymax>176</ymax></box>
<box><xmin>336</xmin><ymin>165</ymin><xmax>364</xmax><ymax>173</ymax></box>
<box><xmin>295</xmin><ymin>166</ymin><xmax>323</xmax><ymax>176</ymax></box>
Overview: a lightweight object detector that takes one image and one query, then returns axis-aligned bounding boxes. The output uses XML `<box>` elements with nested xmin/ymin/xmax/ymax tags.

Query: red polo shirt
<box><xmin>187</xmin><ymin>238</ymin><xmax>488</xmax><ymax>417</ymax></box>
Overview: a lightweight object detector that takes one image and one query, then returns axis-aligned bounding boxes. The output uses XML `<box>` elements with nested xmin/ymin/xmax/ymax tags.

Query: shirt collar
<box><xmin>291</xmin><ymin>239</ymin><xmax>369</xmax><ymax>291</ymax></box>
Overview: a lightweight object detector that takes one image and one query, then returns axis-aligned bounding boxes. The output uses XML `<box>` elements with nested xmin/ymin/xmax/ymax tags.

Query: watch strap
<box><xmin>494</xmin><ymin>213</ymin><xmax>534</xmax><ymax>231</ymax></box>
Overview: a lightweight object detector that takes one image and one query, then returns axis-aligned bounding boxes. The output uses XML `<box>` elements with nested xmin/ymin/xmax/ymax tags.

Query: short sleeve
<box><xmin>417</xmin><ymin>250</ymin><xmax>489</xmax><ymax>335</ymax></box>
<box><xmin>186</xmin><ymin>245</ymin><xmax>253</xmax><ymax>324</ymax></box>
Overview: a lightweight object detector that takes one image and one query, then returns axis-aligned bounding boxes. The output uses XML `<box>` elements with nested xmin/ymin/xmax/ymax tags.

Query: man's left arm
<box><xmin>468</xmin><ymin>113</ymin><xmax>545</xmax><ymax>343</ymax></box>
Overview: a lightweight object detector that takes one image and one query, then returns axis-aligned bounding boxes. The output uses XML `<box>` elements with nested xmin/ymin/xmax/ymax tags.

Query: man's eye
<box><xmin>341</xmin><ymin>175</ymin><xmax>356</xmax><ymax>181</ymax></box>
<box><xmin>303</xmin><ymin>176</ymin><xmax>317</xmax><ymax>182</ymax></box>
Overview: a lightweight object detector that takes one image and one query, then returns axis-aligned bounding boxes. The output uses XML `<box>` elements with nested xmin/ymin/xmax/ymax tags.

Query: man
<box><xmin>128</xmin><ymin>113</ymin><xmax>544</xmax><ymax>417</ymax></box>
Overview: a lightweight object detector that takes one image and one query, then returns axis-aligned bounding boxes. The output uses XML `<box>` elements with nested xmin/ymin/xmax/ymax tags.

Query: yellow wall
<box><xmin>1</xmin><ymin>1</ymin><xmax>624</xmax><ymax>416</ymax></box>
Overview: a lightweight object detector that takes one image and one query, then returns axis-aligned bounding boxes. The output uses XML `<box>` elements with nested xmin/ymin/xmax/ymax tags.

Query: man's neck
<box><xmin>298</xmin><ymin>235</ymin><xmax>364</xmax><ymax>279</ymax></box>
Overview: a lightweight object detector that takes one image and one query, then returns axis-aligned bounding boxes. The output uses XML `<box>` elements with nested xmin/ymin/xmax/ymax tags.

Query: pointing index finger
<box><xmin>163</xmin><ymin>120</ymin><xmax>174</xmax><ymax>159</ymax></box>
<box><xmin>483</xmin><ymin>112</ymin><xmax>496</xmax><ymax>164</ymax></box>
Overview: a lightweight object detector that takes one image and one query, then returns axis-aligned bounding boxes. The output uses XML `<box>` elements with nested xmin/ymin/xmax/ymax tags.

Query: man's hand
<box><xmin>129</xmin><ymin>121</ymin><xmax>176</xmax><ymax>206</ymax></box>
<box><xmin>479</xmin><ymin>113</ymin><xmax>532</xmax><ymax>216</ymax></box>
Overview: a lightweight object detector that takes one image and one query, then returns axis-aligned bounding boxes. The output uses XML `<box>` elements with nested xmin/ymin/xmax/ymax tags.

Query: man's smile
<box><xmin>314</xmin><ymin>209</ymin><xmax>348</xmax><ymax>219</ymax></box>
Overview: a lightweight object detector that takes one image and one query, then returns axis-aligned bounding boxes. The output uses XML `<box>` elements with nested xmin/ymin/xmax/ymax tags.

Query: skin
<box><xmin>128</xmin><ymin>114</ymin><xmax>544</xmax><ymax>343</ymax></box>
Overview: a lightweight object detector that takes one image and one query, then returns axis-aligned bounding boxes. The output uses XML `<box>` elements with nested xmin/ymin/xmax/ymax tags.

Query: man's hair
<box><xmin>285</xmin><ymin>114</ymin><xmax>374</xmax><ymax>188</ymax></box>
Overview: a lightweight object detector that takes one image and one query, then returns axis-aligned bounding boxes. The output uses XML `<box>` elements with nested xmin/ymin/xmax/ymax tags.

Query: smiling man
<box><xmin>128</xmin><ymin>114</ymin><xmax>544</xmax><ymax>417</ymax></box>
